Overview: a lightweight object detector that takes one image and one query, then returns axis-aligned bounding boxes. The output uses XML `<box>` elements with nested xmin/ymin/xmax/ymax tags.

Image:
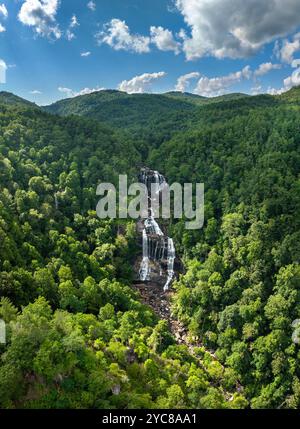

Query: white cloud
<box><xmin>98</xmin><ymin>20</ymin><xmax>182</xmax><ymax>55</ymax></box>
<box><xmin>150</xmin><ymin>26</ymin><xmax>181</xmax><ymax>54</ymax></box>
<box><xmin>87</xmin><ymin>1</ymin><xmax>96</xmax><ymax>12</ymax></box>
<box><xmin>96</xmin><ymin>19</ymin><xmax>150</xmax><ymax>53</ymax></box>
<box><xmin>81</xmin><ymin>51</ymin><xmax>91</xmax><ymax>57</ymax></box>
<box><xmin>70</xmin><ymin>14</ymin><xmax>78</xmax><ymax>28</ymax></box>
<box><xmin>276</xmin><ymin>33</ymin><xmax>300</xmax><ymax>64</ymax></box>
<box><xmin>30</xmin><ymin>89</ymin><xmax>42</xmax><ymax>94</ymax></box>
<box><xmin>267</xmin><ymin>60</ymin><xmax>300</xmax><ymax>95</ymax></box>
<box><xmin>283</xmin><ymin>63</ymin><xmax>300</xmax><ymax>89</ymax></box>
<box><xmin>175</xmin><ymin>72</ymin><xmax>200</xmax><ymax>92</ymax></box>
<box><xmin>66</xmin><ymin>30</ymin><xmax>75</xmax><ymax>41</ymax></box>
<box><xmin>194</xmin><ymin>66</ymin><xmax>251</xmax><ymax>97</ymax></box>
<box><xmin>254</xmin><ymin>62</ymin><xmax>282</xmax><ymax>77</ymax></box>
<box><xmin>267</xmin><ymin>86</ymin><xmax>286</xmax><ymax>95</ymax></box>
<box><xmin>118</xmin><ymin>71</ymin><xmax>166</xmax><ymax>94</ymax></box>
<box><xmin>251</xmin><ymin>63</ymin><xmax>283</xmax><ymax>95</ymax></box>
<box><xmin>176</xmin><ymin>0</ymin><xmax>300</xmax><ymax>60</ymax></box>
<box><xmin>0</xmin><ymin>3</ymin><xmax>8</xmax><ymax>32</ymax></box>
<box><xmin>292</xmin><ymin>59</ymin><xmax>300</xmax><ymax>68</ymax></box>
<box><xmin>58</xmin><ymin>86</ymin><xmax>105</xmax><ymax>98</ymax></box>
<box><xmin>0</xmin><ymin>4</ymin><xmax>8</xmax><ymax>19</ymax></box>
<box><xmin>251</xmin><ymin>83</ymin><xmax>263</xmax><ymax>95</ymax></box>
<box><xmin>18</xmin><ymin>0</ymin><xmax>61</xmax><ymax>39</ymax></box>
<box><xmin>0</xmin><ymin>58</ymin><xmax>7</xmax><ymax>83</ymax></box>
<box><xmin>58</xmin><ymin>87</ymin><xmax>75</xmax><ymax>97</ymax></box>
<box><xmin>66</xmin><ymin>14</ymin><xmax>79</xmax><ymax>41</ymax></box>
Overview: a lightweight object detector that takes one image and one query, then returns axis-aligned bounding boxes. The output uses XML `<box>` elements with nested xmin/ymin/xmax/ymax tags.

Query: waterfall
<box><xmin>139</xmin><ymin>168</ymin><xmax>176</xmax><ymax>291</ymax></box>
<box><xmin>145</xmin><ymin>215</ymin><xmax>163</xmax><ymax>236</ymax></box>
<box><xmin>139</xmin><ymin>229</ymin><xmax>150</xmax><ymax>281</ymax></box>
<box><xmin>164</xmin><ymin>238</ymin><xmax>175</xmax><ymax>292</ymax></box>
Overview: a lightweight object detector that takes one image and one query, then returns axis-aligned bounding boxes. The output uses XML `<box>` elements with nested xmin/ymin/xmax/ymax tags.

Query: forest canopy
<box><xmin>0</xmin><ymin>87</ymin><xmax>300</xmax><ymax>409</ymax></box>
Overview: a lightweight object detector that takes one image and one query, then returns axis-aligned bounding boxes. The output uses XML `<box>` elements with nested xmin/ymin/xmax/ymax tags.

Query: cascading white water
<box><xmin>139</xmin><ymin>169</ymin><xmax>176</xmax><ymax>291</ymax></box>
<box><xmin>139</xmin><ymin>229</ymin><xmax>150</xmax><ymax>281</ymax></box>
<box><xmin>145</xmin><ymin>216</ymin><xmax>163</xmax><ymax>236</ymax></box>
<box><xmin>164</xmin><ymin>238</ymin><xmax>175</xmax><ymax>292</ymax></box>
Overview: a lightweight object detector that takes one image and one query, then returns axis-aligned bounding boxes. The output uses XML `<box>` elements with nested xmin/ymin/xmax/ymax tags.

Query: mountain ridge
<box><xmin>0</xmin><ymin>91</ymin><xmax>38</xmax><ymax>108</ymax></box>
<box><xmin>1</xmin><ymin>87</ymin><xmax>300</xmax><ymax>113</ymax></box>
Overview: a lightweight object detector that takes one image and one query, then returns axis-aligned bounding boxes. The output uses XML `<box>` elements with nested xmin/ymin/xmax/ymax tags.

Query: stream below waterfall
<box><xmin>138</xmin><ymin>168</ymin><xmax>176</xmax><ymax>291</ymax></box>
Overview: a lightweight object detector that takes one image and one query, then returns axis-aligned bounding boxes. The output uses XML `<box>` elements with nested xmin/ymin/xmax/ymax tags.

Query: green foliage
<box><xmin>1</xmin><ymin>86</ymin><xmax>300</xmax><ymax>409</ymax></box>
<box><xmin>161</xmin><ymin>90</ymin><xmax>300</xmax><ymax>409</ymax></box>
<box><xmin>0</xmin><ymin>98</ymin><xmax>243</xmax><ymax>409</ymax></box>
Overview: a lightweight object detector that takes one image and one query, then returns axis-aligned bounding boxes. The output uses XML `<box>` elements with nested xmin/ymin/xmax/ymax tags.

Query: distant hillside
<box><xmin>43</xmin><ymin>90</ymin><xmax>257</xmax><ymax>132</ymax></box>
<box><xmin>42</xmin><ymin>89</ymin><xmax>281</xmax><ymax>158</ymax></box>
<box><xmin>164</xmin><ymin>91</ymin><xmax>207</xmax><ymax>104</ymax></box>
<box><xmin>165</xmin><ymin>91</ymin><xmax>251</xmax><ymax>105</ymax></box>
<box><xmin>0</xmin><ymin>91</ymin><xmax>37</xmax><ymax>108</ymax></box>
<box><xmin>279</xmin><ymin>85</ymin><xmax>300</xmax><ymax>102</ymax></box>
<box><xmin>208</xmin><ymin>92</ymin><xmax>250</xmax><ymax>103</ymax></box>
<box><xmin>43</xmin><ymin>90</ymin><xmax>195</xmax><ymax>129</ymax></box>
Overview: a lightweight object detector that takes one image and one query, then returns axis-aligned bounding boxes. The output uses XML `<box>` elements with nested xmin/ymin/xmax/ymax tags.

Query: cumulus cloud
<box><xmin>66</xmin><ymin>14</ymin><xmax>79</xmax><ymax>41</ymax></box>
<box><xmin>98</xmin><ymin>20</ymin><xmax>182</xmax><ymax>55</ymax></box>
<box><xmin>0</xmin><ymin>4</ymin><xmax>8</xmax><ymax>19</ymax></box>
<box><xmin>18</xmin><ymin>0</ymin><xmax>61</xmax><ymax>39</ymax></box>
<box><xmin>58</xmin><ymin>86</ymin><xmax>105</xmax><ymax>98</ymax></box>
<box><xmin>118</xmin><ymin>72</ymin><xmax>166</xmax><ymax>94</ymax></box>
<box><xmin>283</xmin><ymin>61</ymin><xmax>300</xmax><ymax>89</ymax></box>
<box><xmin>96</xmin><ymin>19</ymin><xmax>150</xmax><ymax>53</ymax></box>
<box><xmin>275</xmin><ymin>33</ymin><xmax>300</xmax><ymax>64</ymax></box>
<box><xmin>254</xmin><ymin>62</ymin><xmax>282</xmax><ymax>77</ymax></box>
<box><xmin>176</xmin><ymin>0</ymin><xmax>300</xmax><ymax>60</ymax></box>
<box><xmin>65</xmin><ymin>30</ymin><xmax>74</xmax><ymax>41</ymax></box>
<box><xmin>70</xmin><ymin>14</ymin><xmax>78</xmax><ymax>28</ymax></box>
<box><xmin>87</xmin><ymin>1</ymin><xmax>96</xmax><ymax>11</ymax></box>
<box><xmin>30</xmin><ymin>89</ymin><xmax>42</xmax><ymax>94</ymax></box>
<box><xmin>267</xmin><ymin>60</ymin><xmax>300</xmax><ymax>94</ymax></box>
<box><xmin>150</xmin><ymin>26</ymin><xmax>181</xmax><ymax>54</ymax></box>
<box><xmin>251</xmin><ymin>63</ymin><xmax>282</xmax><ymax>95</ymax></box>
<box><xmin>251</xmin><ymin>83</ymin><xmax>263</xmax><ymax>95</ymax></box>
<box><xmin>0</xmin><ymin>58</ymin><xmax>7</xmax><ymax>83</ymax></box>
<box><xmin>194</xmin><ymin>66</ymin><xmax>251</xmax><ymax>97</ymax></box>
<box><xmin>58</xmin><ymin>87</ymin><xmax>74</xmax><ymax>97</ymax></box>
<box><xmin>291</xmin><ymin>59</ymin><xmax>300</xmax><ymax>68</ymax></box>
<box><xmin>175</xmin><ymin>72</ymin><xmax>200</xmax><ymax>92</ymax></box>
<box><xmin>0</xmin><ymin>3</ymin><xmax>8</xmax><ymax>32</ymax></box>
<box><xmin>81</xmin><ymin>51</ymin><xmax>91</xmax><ymax>57</ymax></box>
<box><xmin>267</xmin><ymin>86</ymin><xmax>286</xmax><ymax>95</ymax></box>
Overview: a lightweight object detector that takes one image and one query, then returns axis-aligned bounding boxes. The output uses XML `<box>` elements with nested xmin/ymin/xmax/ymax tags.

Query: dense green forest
<box><xmin>0</xmin><ymin>87</ymin><xmax>299</xmax><ymax>409</ymax></box>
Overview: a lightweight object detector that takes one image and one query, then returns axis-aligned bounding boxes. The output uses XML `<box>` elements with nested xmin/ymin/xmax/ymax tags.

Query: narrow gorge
<box><xmin>138</xmin><ymin>168</ymin><xmax>176</xmax><ymax>292</ymax></box>
<box><xmin>133</xmin><ymin>170</ymin><xmax>222</xmax><ymax>361</ymax></box>
<box><xmin>133</xmin><ymin>168</ymin><xmax>190</xmax><ymax>346</ymax></box>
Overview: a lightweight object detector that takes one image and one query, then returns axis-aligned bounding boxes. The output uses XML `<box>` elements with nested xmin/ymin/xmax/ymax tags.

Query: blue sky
<box><xmin>1</xmin><ymin>0</ymin><xmax>300</xmax><ymax>105</ymax></box>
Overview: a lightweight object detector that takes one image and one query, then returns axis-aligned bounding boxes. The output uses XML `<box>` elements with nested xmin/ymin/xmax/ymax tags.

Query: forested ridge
<box><xmin>0</xmin><ymin>87</ymin><xmax>299</xmax><ymax>408</ymax></box>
